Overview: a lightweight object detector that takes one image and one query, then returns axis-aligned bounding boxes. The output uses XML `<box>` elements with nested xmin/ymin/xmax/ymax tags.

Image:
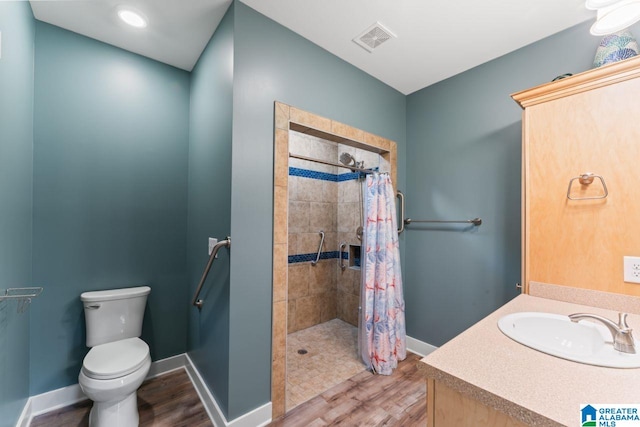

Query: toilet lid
<box><xmin>82</xmin><ymin>338</ymin><xmax>149</xmax><ymax>380</ymax></box>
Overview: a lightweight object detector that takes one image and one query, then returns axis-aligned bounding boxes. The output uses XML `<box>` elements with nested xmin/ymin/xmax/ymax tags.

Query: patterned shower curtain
<box><xmin>360</xmin><ymin>173</ymin><xmax>406</xmax><ymax>375</ymax></box>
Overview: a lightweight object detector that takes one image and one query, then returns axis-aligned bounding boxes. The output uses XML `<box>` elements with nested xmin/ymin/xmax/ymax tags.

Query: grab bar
<box><xmin>405</xmin><ymin>218</ymin><xmax>482</xmax><ymax>226</ymax></box>
<box><xmin>339</xmin><ymin>242</ymin><xmax>347</xmax><ymax>271</ymax></box>
<box><xmin>311</xmin><ymin>231</ymin><xmax>325</xmax><ymax>266</ymax></box>
<box><xmin>397</xmin><ymin>191</ymin><xmax>405</xmax><ymax>234</ymax></box>
<box><xmin>399</xmin><ymin>190</ymin><xmax>481</xmax><ymax>227</ymax></box>
<box><xmin>192</xmin><ymin>236</ymin><xmax>231</xmax><ymax>309</ymax></box>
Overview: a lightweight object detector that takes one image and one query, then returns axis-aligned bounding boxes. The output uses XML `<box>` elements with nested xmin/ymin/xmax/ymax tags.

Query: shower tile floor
<box><xmin>286</xmin><ymin>318</ymin><xmax>366</xmax><ymax>411</ymax></box>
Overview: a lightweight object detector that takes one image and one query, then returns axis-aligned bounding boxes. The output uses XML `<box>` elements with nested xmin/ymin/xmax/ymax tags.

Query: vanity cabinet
<box><xmin>512</xmin><ymin>56</ymin><xmax>640</xmax><ymax>297</ymax></box>
<box><xmin>422</xmin><ymin>56</ymin><xmax>640</xmax><ymax>427</ymax></box>
<box><xmin>427</xmin><ymin>379</ymin><xmax>527</xmax><ymax>427</ymax></box>
<box><xmin>420</xmin><ymin>294</ymin><xmax>640</xmax><ymax>427</ymax></box>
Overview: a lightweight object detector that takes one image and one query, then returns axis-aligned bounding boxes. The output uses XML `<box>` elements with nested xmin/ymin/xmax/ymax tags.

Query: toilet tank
<box><xmin>81</xmin><ymin>286</ymin><xmax>151</xmax><ymax>347</ymax></box>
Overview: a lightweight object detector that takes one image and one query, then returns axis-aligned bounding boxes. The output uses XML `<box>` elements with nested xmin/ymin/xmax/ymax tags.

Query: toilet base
<box><xmin>89</xmin><ymin>391</ymin><xmax>139</xmax><ymax>427</ymax></box>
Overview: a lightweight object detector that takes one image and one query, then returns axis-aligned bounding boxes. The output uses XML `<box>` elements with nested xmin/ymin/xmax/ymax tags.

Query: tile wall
<box><xmin>287</xmin><ymin>132</ymin><xmax>389</xmax><ymax>332</ymax></box>
<box><xmin>272</xmin><ymin>102</ymin><xmax>398</xmax><ymax>419</ymax></box>
<box><xmin>288</xmin><ymin>132</ymin><xmax>338</xmax><ymax>333</ymax></box>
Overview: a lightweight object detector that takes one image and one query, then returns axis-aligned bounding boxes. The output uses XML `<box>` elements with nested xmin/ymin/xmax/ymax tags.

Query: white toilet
<box><xmin>78</xmin><ymin>286</ymin><xmax>152</xmax><ymax>427</ymax></box>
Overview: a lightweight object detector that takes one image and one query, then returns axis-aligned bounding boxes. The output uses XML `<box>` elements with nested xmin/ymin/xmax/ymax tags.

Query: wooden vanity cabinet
<box><xmin>513</xmin><ymin>56</ymin><xmax>640</xmax><ymax>297</ymax></box>
<box><xmin>427</xmin><ymin>379</ymin><xmax>527</xmax><ymax>427</ymax></box>
<box><xmin>424</xmin><ymin>56</ymin><xmax>640</xmax><ymax>427</ymax></box>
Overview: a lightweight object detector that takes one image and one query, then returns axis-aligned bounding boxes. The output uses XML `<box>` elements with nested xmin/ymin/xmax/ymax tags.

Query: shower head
<box><xmin>339</xmin><ymin>152</ymin><xmax>356</xmax><ymax>166</ymax></box>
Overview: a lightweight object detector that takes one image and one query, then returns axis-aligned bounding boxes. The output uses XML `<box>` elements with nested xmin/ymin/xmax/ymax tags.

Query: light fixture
<box><xmin>585</xmin><ymin>0</ymin><xmax>624</xmax><ymax>10</ymax></box>
<box><xmin>590</xmin><ymin>0</ymin><xmax>640</xmax><ymax>35</ymax></box>
<box><xmin>117</xmin><ymin>8</ymin><xmax>147</xmax><ymax>29</ymax></box>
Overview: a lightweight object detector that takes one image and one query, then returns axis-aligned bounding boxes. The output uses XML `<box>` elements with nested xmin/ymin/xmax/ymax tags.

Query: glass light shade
<box><xmin>590</xmin><ymin>0</ymin><xmax>640</xmax><ymax>35</ymax></box>
<box><xmin>586</xmin><ymin>0</ymin><xmax>625</xmax><ymax>9</ymax></box>
<box><xmin>117</xmin><ymin>9</ymin><xmax>147</xmax><ymax>28</ymax></box>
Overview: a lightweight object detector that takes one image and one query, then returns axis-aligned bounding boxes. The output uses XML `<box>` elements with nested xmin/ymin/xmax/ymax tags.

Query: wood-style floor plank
<box><xmin>31</xmin><ymin>353</ymin><xmax>426</xmax><ymax>427</ymax></box>
<box><xmin>269</xmin><ymin>352</ymin><xmax>427</xmax><ymax>427</ymax></box>
<box><xmin>30</xmin><ymin>369</ymin><xmax>212</xmax><ymax>427</ymax></box>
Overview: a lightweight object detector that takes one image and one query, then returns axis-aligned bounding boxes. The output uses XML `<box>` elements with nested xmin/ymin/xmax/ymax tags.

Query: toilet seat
<box><xmin>82</xmin><ymin>337</ymin><xmax>149</xmax><ymax>380</ymax></box>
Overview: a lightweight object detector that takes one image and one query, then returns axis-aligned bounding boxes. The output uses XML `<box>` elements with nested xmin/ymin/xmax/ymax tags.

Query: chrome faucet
<box><xmin>569</xmin><ymin>312</ymin><xmax>636</xmax><ymax>354</ymax></box>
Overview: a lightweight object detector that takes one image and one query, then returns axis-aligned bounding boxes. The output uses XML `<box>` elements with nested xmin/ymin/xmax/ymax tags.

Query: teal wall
<box><xmin>31</xmin><ymin>22</ymin><xmax>191</xmax><ymax>394</ymax></box>
<box><xmin>187</xmin><ymin>3</ymin><xmax>234</xmax><ymax>416</ymax></box>
<box><xmin>404</xmin><ymin>20</ymin><xmax>640</xmax><ymax>346</ymax></box>
<box><xmin>0</xmin><ymin>2</ymin><xmax>35</xmax><ymax>426</ymax></box>
<box><xmin>4</xmin><ymin>1</ymin><xmax>639</xmax><ymax>422</ymax></box>
<box><xmin>228</xmin><ymin>2</ymin><xmax>406</xmax><ymax>419</ymax></box>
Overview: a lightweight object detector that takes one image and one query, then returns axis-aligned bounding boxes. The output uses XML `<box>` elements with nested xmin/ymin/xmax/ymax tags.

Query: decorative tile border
<box><xmin>289</xmin><ymin>167</ymin><xmax>336</xmax><ymax>182</ymax></box>
<box><xmin>289</xmin><ymin>166</ymin><xmax>376</xmax><ymax>182</ymax></box>
<box><xmin>288</xmin><ymin>251</ymin><xmax>347</xmax><ymax>264</ymax></box>
<box><xmin>338</xmin><ymin>172</ymin><xmax>365</xmax><ymax>182</ymax></box>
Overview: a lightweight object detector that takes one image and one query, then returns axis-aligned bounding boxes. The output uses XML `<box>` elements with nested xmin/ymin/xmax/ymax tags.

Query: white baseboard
<box><xmin>16</xmin><ymin>352</ymin><xmax>273</xmax><ymax>427</ymax></box>
<box><xmin>227</xmin><ymin>401</ymin><xmax>272</xmax><ymax>427</ymax></box>
<box><xmin>15</xmin><ymin>398</ymin><xmax>31</xmax><ymax>427</ymax></box>
<box><xmin>146</xmin><ymin>353</ymin><xmax>186</xmax><ymax>379</ymax></box>
<box><xmin>29</xmin><ymin>383</ymin><xmax>86</xmax><ymax>419</ymax></box>
<box><xmin>16</xmin><ymin>353</ymin><xmax>229</xmax><ymax>427</ymax></box>
<box><xmin>406</xmin><ymin>335</ymin><xmax>438</xmax><ymax>358</ymax></box>
<box><xmin>184</xmin><ymin>353</ymin><xmax>272</xmax><ymax>427</ymax></box>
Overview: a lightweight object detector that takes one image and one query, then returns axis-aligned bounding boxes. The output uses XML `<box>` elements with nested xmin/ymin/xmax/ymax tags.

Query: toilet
<box><xmin>78</xmin><ymin>286</ymin><xmax>152</xmax><ymax>427</ymax></box>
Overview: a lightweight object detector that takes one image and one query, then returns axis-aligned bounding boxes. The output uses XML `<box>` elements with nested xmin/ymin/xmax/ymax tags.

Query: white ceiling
<box><xmin>30</xmin><ymin>0</ymin><xmax>232</xmax><ymax>72</ymax></box>
<box><xmin>240</xmin><ymin>0</ymin><xmax>595</xmax><ymax>94</ymax></box>
<box><xmin>29</xmin><ymin>0</ymin><xmax>595</xmax><ymax>94</ymax></box>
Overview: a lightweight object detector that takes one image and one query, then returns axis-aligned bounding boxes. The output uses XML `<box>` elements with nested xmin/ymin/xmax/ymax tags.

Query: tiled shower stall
<box><xmin>285</xmin><ymin>130</ymin><xmax>390</xmax><ymax>409</ymax></box>
<box><xmin>287</xmin><ymin>131</ymin><xmax>390</xmax><ymax>332</ymax></box>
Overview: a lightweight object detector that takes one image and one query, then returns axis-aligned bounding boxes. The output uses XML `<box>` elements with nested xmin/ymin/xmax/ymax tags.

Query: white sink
<box><xmin>497</xmin><ymin>312</ymin><xmax>640</xmax><ymax>368</ymax></box>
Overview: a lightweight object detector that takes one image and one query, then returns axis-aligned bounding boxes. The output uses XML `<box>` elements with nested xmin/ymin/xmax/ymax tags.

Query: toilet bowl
<box><xmin>79</xmin><ymin>286</ymin><xmax>151</xmax><ymax>427</ymax></box>
<box><xmin>79</xmin><ymin>338</ymin><xmax>151</xmax><ymax>427</ymax></box>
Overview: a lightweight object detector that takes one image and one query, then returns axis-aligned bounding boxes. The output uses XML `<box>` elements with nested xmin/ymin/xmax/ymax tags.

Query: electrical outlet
<box><xmin>623</xmin><ymin>256</ymin><xmax>640</xmax><ymax>283</ymax></box>
<box><xmin>208</xmin><ymin>238</ymin><xmax>218</xmax><ymax>256</ymax></box>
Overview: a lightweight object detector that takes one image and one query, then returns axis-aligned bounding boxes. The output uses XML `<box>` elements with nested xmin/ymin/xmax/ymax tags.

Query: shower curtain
<box><xmin>359</xmin><ymin>173</ymin><xmax>406</xmax><ymax>375</ymax></box>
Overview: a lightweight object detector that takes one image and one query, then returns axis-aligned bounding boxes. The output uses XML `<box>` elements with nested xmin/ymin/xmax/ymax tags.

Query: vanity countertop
<box><xmin>419</xmin><ymin>294</ymin><xmax>640</xmax><ymax>426</ymax></box>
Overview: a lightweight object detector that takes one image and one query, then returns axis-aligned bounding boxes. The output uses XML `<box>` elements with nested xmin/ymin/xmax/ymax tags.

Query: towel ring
<box><xmin>566</xmin><ymin>173</ymin><xmax>608</xmax><ymax>200</ymax></box>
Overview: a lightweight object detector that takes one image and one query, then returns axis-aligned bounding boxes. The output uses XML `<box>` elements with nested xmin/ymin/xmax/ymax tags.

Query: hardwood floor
<box><xmin>269</xmin><ymin>352</ymin><xmax>427</xmax><ymax>427</ymax></box>
<box><xmin>30</xmin><ymin>369</ymin><xmax>212</xmax><ymax>427</ymax></box>
<box><xmin>31</xmin><ymin>352</ymin><xmax>426</xmax><ymax>427</ymax></box>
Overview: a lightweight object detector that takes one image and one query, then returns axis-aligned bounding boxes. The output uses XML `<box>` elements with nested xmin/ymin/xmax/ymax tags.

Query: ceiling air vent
<box><xmin>353</xmin><ymin>22</ymin><xmax>396</xmax><ymax>53</ymax></box>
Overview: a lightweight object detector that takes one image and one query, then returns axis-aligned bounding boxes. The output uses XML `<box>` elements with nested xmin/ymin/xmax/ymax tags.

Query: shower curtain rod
<box><xmin>288</xmin><ymin>153</ymin><xmax>378</xmax><ymax>174</ymax></box>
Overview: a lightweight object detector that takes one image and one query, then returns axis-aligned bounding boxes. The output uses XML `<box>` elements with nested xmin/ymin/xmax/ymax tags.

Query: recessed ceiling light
<box><xmin>117</xmin><ymin>8</ymin><xmax>147</xmax><ymax>29</ymax></box>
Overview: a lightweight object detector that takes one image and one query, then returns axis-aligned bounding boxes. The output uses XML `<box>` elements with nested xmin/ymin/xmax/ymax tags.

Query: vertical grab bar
<box><xmin>311</xmin><ymin>231</ymin><xmax>325</xmax><ymax>266</ymax></box>
<box><xmin>192</xmin><ymin>236</ymin><xmax>231</xmax><ymax>309</ymax></box>
<box><xmin>339</xmin><ymin>242</ymin><xmax>347</xmax><ymax>271</ymax></box>
<box><xmin>397</xmin><ymin>191</ymin><xmax>405</xmax><ymax>234</ymax></box>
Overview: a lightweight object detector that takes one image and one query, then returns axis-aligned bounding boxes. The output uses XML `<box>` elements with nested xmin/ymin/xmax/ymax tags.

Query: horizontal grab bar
<box><xmin>192</xmin><ymin>237</ymin><xmax>231</xmax><ymax>309</ymax></box>
<box><xmin>405</xmin><ymin>218</ymin><xmax>482</xmax><ymax>226</ymax></box>
<box><xmin>396</xmin><ymin>191</ymin><xmax>480</xmax><ymax>229</ymax></box>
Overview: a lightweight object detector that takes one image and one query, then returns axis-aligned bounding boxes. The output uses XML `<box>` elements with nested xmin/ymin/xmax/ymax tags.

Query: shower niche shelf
<box><xmin>349</xmin><ymin>245</ymin><xmax>361</xmax><ymax>270</ymax></box>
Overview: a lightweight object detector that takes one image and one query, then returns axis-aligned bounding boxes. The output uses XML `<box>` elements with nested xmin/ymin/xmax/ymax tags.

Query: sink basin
<box><xmin>498</xmin><ymin>312</ymin><xmax>640</xmax><ymax>368</ymax></box>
